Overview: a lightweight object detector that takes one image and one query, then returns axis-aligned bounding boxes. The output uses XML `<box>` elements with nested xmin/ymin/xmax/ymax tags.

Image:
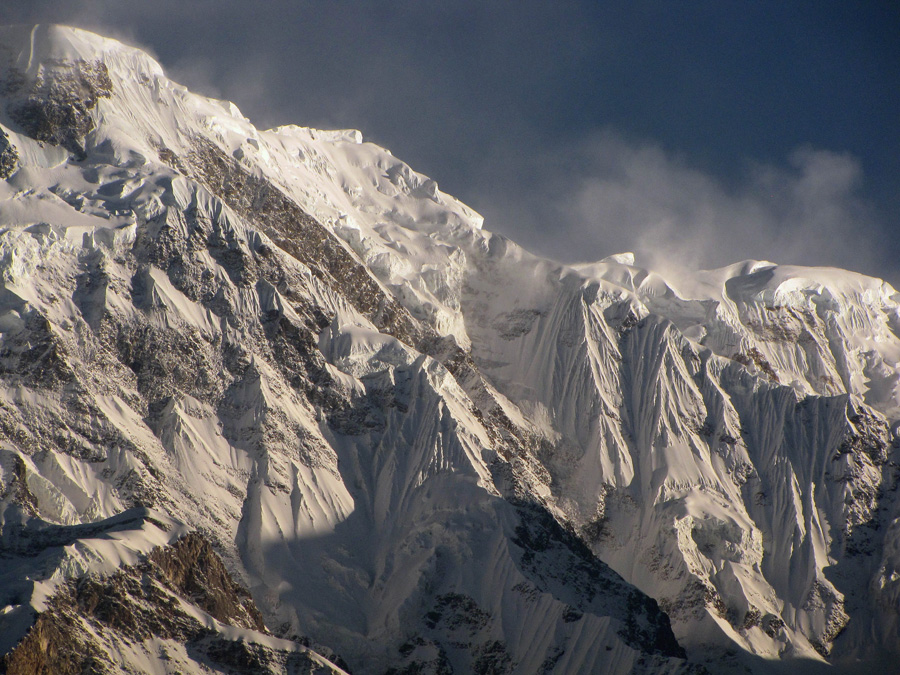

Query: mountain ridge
<box><xmin>0</xmin><ymin>24</ymin><xmax>898</xmax><ymax>673</ymax></box>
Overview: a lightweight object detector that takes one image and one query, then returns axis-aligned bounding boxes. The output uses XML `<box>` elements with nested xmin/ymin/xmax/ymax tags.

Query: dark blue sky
<box><xmin>4</xmin><ymin>1</ymin><xmax>899</xmax><ymax>281</ymax></box>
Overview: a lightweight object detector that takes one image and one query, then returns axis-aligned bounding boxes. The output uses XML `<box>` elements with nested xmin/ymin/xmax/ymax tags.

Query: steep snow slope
<box><xmin>237</xmin><ymin>79</ymin><xmax>900</xmax><ymax>670</ymax></box>
<box><xmin>0</xmin><ymin>25</ymin><xmax>691</xmax><ymax>674</ymax></box>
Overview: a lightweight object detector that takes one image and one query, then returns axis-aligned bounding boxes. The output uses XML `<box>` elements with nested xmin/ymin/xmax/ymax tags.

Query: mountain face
<box><xmin>0</xmin><ymin>24</ymin><xmax>899</xmax><ymax>674</ymax></box>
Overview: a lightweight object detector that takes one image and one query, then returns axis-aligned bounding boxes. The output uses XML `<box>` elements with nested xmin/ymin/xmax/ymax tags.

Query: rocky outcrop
<box><xmin>147</xmin><ymin>533</ymin><xmax>266</xmax><ymax>631</ymax></box>
<box><xmin>3</xmin><ymin>58</ymin><xmax>111</xmax><ymax>159</ymax></box>
<box><xmin>1</xmin><ymin>531</ymin><xmax>345</xmax><ymax>675</ymax></box>
<box><xmin>0</xmin><ymin>128</ymin><xmax>16</xmax><ymax>178</ymax></box>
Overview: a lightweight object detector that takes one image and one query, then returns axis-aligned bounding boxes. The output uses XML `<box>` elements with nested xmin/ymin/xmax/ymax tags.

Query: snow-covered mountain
<box><xmin>1</xmin><ymin>24</ymin><xmax>899</xmax><ymax>674</ymax></box>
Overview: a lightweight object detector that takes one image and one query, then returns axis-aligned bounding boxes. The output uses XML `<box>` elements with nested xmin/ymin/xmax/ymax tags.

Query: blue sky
<box><xmin>4</xmin><ymin>1</ymin><xmax>898</xmax><ymax>281</ymax></box>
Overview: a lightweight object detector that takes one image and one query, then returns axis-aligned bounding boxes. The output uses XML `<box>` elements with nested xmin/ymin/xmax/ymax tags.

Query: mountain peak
<box><xmin>0</xmin><ymin>24</ymin><xmax>163</xmax><ymax>80</ymax></box>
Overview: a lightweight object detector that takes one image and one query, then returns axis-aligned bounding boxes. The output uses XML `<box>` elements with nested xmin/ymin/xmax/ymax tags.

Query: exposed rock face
<box><xmin>0</xmin><ymin>128</ymin><xmax>16</xmax><ymax>178</ymax></box>
<box><xmin>147</xmin><ymin>533</ymin><xmax>266</xmax><ymax>631</ymax></box>
<box><xmin>2</xmin><ymin>528</ymin><xmax>345</xmax><ymax>675</ymax></box>
<box><xmin>3</xmin><ymin>58</ymin><xmax>111</xmax><ymax>159</ymax></box>
<box><xmin>180</xmin><ymin>136</ymin><xmax>426</xmax><ymax>349</ymax></box>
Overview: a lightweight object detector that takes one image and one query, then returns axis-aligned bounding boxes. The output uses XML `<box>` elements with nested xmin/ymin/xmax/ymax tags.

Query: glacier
<box><xmin>0</xmin><ymin>24</ymin><xmax>899</xmax><ymax>674</ymax></box>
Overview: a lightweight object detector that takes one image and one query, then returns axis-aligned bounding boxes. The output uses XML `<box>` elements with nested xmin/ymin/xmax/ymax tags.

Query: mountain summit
<box><xmin>1</xmin><ymin>25</ymin><xmax>899</xmax><ymax>674</ymax></box>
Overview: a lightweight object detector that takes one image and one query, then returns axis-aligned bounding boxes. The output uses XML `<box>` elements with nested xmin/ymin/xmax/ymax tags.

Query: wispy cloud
<box><xmin>472</xmin><ymin>129</ymin><xmax>888</xmax><ymax>283</ymax></box>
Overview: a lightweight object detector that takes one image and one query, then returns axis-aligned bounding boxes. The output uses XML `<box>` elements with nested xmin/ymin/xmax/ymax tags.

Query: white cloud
<box><xmin>475</xmin><ymin>129</ymin><xmax>885</xmax><ymax>282</ymax></box>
